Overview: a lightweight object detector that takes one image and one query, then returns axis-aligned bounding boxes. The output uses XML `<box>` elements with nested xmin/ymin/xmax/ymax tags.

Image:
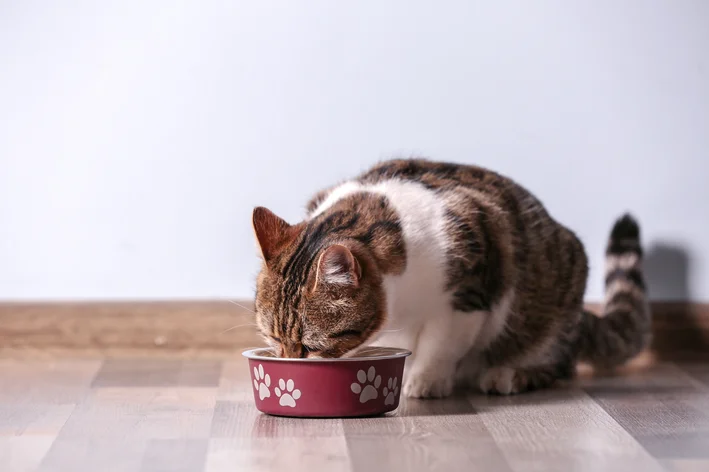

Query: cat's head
<box><xmin>251</xmin><ymin>206</ymin><xmax>386</xmax><ymax>358</ymax></box>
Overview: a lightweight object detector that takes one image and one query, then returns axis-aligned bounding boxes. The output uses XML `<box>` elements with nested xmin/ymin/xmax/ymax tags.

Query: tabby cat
<box><xmin>251</xmin><ymin>159</ymin><xmax>650</xmax><ymax>398</ymax></box>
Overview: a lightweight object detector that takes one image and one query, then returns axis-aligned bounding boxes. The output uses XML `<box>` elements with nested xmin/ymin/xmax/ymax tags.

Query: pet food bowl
<box><xmin>242</xmin><ymin>347</ymin><xmax>411</xmax><ymax>417</ymax></box>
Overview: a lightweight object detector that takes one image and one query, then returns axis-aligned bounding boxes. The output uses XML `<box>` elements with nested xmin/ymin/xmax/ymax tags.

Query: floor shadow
<box><xmin>644</xmin><ymin>242</ymin><xmax>709</xmax><ymax>359</ymax></box>
<box><xmin>398</xmin><ymin>394</ymin><xmax>477</xmax><ymax>416</ymax></box>
<box><xmin>395</xmin><ymin>382</ymin><xmax>585</xmax><ymax>416</ymax></box>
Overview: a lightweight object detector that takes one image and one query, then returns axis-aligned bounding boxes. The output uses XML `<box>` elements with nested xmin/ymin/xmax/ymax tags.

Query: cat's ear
<box><xmin>252</xmin><ymin>206</ymin><xmax>296</xmax><ymax>264</ymax></box>
<box><xmin>316</xmin><ymin>244</ymin><xmax>362</xmax><ymax>288</ymax></box>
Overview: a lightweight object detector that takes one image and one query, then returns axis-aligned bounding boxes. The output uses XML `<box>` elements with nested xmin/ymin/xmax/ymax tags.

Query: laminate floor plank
<box><xmin>38</xmin><ymin>437</ymin><xmax>148</xmax><ymax>472</ymax></box>
<box><xmin>581</xmin><ymin>363</ymin><xmax>709</xmax><ymax>461</ymax></box>
<box><xmin>659</xmin><ymin>459</ymin><xmax>709</xmax><ymax>472</ymax></box>
<box><xmin>0</xmin><ymin>437</ymin><xmax>56</xmax><ymax>472</ymax></box>
<box><xmin>0</xmin><ymin>359</ymin><xmax>101</xmax><ymax>404</ymax></box>
<box><xmin>344</xmin><ymin>396</ymin><xmax>512</xmax><ymax>472</ymax></box>
<box><xmin>0</xmin><ymin>404</ymin><xmax>75</xmax><ymax>437</ymax></box>
<box><xmin>205</xmin><ymin>437</ymin><xmax>350</xmax><ymax>472</ymax></box>
<box><xmin>140</xmin><ymin>439</ymin><xmax>209</xmax><ymax>472</ymax></box>
<box><xmin>215</xmin><ymin>360</ymin><xmax>252</xmax><ymax>402</ymax></box>
<box><xmin>91</xmin><ymin>359</ymin><xmax>223</xmax><ymax>388</ymax></box>
<box><xmin>207</xmin><ymin>381</ymin><xmax>350</xmax><ymax>472</ymax></box>
<box><xmin>468</xmin><ymin>386</ymin><xmax>664</xmax><ymax>472</ymax></box>
<box><xmin>54</xmin><ymin>387</ymin><xmax>217</xmax><ymax>440</ymax></box>
<box><xmin>211</xmin><ymin>401</ymin><xmax>345</xmax><ymax>439</ymax></box>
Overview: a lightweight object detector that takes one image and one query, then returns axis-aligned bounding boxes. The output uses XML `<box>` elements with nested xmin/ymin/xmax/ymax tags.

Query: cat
<box><xmin>250</xmin><ymin>158</ymin><xmax>651</xmax><ymax>398</ymax></box>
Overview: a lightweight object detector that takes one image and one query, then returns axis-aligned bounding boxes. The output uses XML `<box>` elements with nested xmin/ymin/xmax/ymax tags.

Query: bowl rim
<box><xmin>241</xmin><ymin>346</ymin><xmax>412</xmax><ymax>363</ymax></box>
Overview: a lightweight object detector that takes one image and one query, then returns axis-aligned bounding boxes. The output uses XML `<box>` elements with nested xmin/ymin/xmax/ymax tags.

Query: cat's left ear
<box><xmin>315</xmin><ymin>244</ymin><xmax>362</xmax><ymax>288</ymax></box>
<box><xmin>252</xmin><ymin>206</ymin><xmax>298</xmax><ymax>265</ymax></box>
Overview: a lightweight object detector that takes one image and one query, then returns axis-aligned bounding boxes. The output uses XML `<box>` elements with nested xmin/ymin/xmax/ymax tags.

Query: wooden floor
<box><xmin>2</xmin><ymin>357</ymin><xmax>709</xmax><ymax>472</ymax></box>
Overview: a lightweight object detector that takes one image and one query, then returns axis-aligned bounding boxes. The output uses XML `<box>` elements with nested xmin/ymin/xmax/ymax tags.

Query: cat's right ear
<box><xmin>315</xmin><ymin>244</ymin><xmax>362</xmax><ymax>289</ymax></box>
<box><xmin>252</xmin><ymin>206</ymin><xmax>296</xmax><ymax>265</ymax></box>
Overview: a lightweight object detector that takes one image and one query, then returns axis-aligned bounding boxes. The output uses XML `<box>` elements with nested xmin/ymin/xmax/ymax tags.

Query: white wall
<box><xmin>1</xmin><ymin>0</ymin><xmax>708</xmax><ymax>301</ymax></box>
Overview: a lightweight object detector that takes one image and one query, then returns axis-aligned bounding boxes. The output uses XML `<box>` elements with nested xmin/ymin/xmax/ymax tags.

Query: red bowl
<box><xmin>242</xmin><ymin>347</ymin><xmax>411</xmax><ymax>418</ymax></box>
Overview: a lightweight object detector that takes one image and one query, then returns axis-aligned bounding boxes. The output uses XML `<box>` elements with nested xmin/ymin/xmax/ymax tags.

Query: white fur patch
<box><xmin>319</xmin><ymin>180</ymin><xmax>451</xmax><ymax>338</ymax></box>
<box><xmin>453</xmin><ymin>290</ymin><xmax>514</xmax><ymax>384</ymax></box>
<box><xmin>479</xmin><ymin>366</ymin><xmax>516</xmax><ymax>395</ymax></box>
<box><xmin>471</xmin><ymin>289</ymin><xmax>514</xmax><ymax>351</ymax></box>
<box><xmin>309</xmin><ymin>180</ymin><xmax>451</xmax><ymax>334</ymax></box>
<box><xmin>605</xmin><ymin>253</ymin><xmax>640</xmax><ymax>273</ymax></box>
<box><xmin>604</xmin><ymin>278</ymin><xmax>644</xmax><ymax>307</ymax></box>
<box><xmin>310</xmin><ymin>181</ymin><xmax>364</xmax><ymax>218</ymax></box>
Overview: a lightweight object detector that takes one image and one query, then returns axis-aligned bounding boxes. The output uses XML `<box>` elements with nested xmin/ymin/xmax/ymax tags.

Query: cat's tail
<box><xmin>578</xmin><ymin>213</ymin><xmax>652</xmax><ymax>368</ymax></box>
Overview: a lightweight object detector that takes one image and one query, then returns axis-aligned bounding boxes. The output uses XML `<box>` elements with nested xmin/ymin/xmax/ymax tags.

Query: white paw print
<box><xmin>252</xmin><ymin>364</ymin><xmax>271</xmax><ymax>400</ymax></box>
<box><xmin>275</xmin><ymin>378</ymin><xmax>301</xmax><ymax>407</ymax></box>
<box><xmin>350</xmin><ymin>366</ymin><xmax>381</xmax><ymax>403</ymax></box>
<box><xmin>383</xmin><ymin>377</ymin><xmax>399</xmax><ymax>405</ymax></box>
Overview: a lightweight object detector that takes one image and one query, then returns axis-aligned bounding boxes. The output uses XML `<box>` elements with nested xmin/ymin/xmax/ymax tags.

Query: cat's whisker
<box><xmin>354</xmin><ymin>346</ymin><xmax>389</xmax><ymax>353</ymax></box>
<box><xmin>227</xmin><ymin>300</ymin><xmax>257</xmax><ymax>315</ymax></box>
<box><xmin>247</xmin><ymin>345</ymin><xmax>274</xmax><ymax>351</ymax></box>
<box><xmin>220</xmin><ymin>323</ymin><xmax>259</xmax><ymax>334</ymax></box>
<box><xmin>378</xmin><ymin>328</ymin><xmax>405</xmax><ymax>333</ymax></box>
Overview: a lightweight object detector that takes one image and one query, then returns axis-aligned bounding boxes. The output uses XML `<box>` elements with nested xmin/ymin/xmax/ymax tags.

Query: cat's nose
<box><xmin>281</xmin><ymin>342</ymin><xmax>306</xmax><ymax>358</ymax></box>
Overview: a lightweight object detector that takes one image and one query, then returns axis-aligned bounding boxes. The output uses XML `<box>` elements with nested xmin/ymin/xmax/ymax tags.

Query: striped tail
<box><xmin>578</xmin><ymin>213</ymin><xmax>652</xmax><ymax>368</ymax></box>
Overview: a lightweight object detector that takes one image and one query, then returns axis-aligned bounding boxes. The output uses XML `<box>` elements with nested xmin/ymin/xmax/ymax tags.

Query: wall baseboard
<box><xmin>1</xmin><ymin>301</ymin><xmax>707</xmax><ymax>360</ymax></box>
<box><xmin>0</xmin><ymin>301</ymin><xmax>258</xmax><ymax>358</ymax></box>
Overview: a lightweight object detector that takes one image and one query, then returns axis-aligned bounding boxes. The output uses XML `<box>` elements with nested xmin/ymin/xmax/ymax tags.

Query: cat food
<box><xmin>243</xmin><ymin>347</ymin><xmax>411</xmax><ymax>417</ymax></box>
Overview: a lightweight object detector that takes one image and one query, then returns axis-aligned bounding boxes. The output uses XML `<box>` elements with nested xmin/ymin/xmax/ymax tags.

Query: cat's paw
<box><xmin>403</xmin><ymin>369</ymin><xmax>454</xmax><ymax>399</ymax></box>
<box><xmin>479</xmin><ymin>366</ymin><xmax>558</xmax><ymax>395</ymax></box>
<box><xmin>478</xmin><ymin>366</ymin><xmax>518</xmax><ymax>395</ymax></box>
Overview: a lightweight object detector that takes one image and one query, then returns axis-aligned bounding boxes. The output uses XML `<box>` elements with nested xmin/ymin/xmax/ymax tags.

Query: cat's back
<box><xmin>306</xmin><ymin>158</ymin><xmax>587</xmax><ymax>315</ymax></box>
<box><xmin>307</xmin><ymin>158</ymin><xmax>545</xmax><ymax>263</ymax></box>
<box><xmin>308</xmin><ymin>158</ymin><xmax>517</xmax><ymax>217</ymax></box>
<box><xmin>356</xmin><ymin>158</ymin><xmax>506</xmax><ymax>192</ymax></box>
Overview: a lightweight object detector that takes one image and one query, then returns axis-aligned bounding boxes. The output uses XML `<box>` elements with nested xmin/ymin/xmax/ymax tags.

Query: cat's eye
<box><xmin>269</xmin><ymin>336</ymin><xmax>281</xmax><ymax>343</ymax></box>
<box><xmin>330</xmin><ymin>329</ymin><xmax>362</xmax><ymax>339</ymax></box>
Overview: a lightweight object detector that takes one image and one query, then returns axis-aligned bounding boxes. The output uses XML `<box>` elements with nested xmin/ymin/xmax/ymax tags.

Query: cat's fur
<box><xmin>251</xmin><ymin>158</ymin><xmax>651</xmax><ymax>397</ymax></box>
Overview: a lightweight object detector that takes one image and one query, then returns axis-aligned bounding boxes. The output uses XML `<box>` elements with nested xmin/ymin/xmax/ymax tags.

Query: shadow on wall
<box><xmin>644</xmin><ymin>242</ymin><xmax>709</xmax><ymax>357</ymax></box>
<box><xmin>644</xmin><ymin>243</ymin><xmax>690</xmax><ymax>301</ymax></box>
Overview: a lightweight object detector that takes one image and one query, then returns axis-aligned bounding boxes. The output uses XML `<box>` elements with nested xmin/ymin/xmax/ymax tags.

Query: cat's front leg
<box><xmin>403</xmin><ymin>362</ymin><xmax>456</xmax><ymax>398</ymax></box>
<box><xmin>403</xmin><ymin>312</ymin><xmax>486</xmax><ymax>399</ymax></box>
